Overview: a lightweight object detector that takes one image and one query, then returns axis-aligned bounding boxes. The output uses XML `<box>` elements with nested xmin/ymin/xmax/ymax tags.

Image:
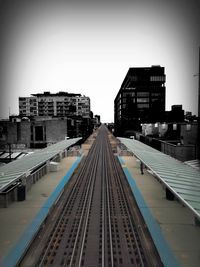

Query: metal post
<box><xmin>8</xmin><ymin>143</ymin><xmax>12</xmax><ymax>162</ymax></box>
<box><xmin>198</xmin><ymin>47</ymin><xmax>200</xmax><ymax>159</ymax></box>
<box><xmin>194</xmin><ymin>47</ymin><xmax>200</xmax><ymax>159</ymax></box>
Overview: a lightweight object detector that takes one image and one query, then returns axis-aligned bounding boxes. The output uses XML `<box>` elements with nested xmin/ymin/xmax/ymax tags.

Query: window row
<box><xmin>150</xmin><ymin>76</ymin><xmax>165</xmax><ymax>82</ymax></box>
<box><xmin>122</xmin><ymin>92</ymin><xmax>163</xmax><ymax>97</ymax></box>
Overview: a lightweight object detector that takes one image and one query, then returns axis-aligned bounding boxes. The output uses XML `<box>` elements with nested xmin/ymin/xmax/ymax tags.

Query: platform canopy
<box><xmin>118</xmin><ymin>137</ymin><xmax>200</xmax><ymax>220</ymax></box>
<box><xmin>0</xmin><ymin>137</ymin><xmax>81</xmax><ymax>193</ymax></box>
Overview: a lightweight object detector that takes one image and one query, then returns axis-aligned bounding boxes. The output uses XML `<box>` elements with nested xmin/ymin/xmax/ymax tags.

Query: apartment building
<box><xmin>19</xmin><ymin>91</ymin><xmax>90</xmax><ymax>118</ymax></box>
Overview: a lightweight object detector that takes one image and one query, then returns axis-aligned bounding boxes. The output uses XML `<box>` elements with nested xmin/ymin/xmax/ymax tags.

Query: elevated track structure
<box><xmin>19</xmin><ymin>126</ymin><xmax>163</xmax><ymax>267</ymax></box>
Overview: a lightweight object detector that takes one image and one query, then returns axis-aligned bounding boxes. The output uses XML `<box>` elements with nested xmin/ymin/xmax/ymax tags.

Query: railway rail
<box><xmin>19</xmin><ymin>125</ymin><xmax>163</xmax><ymax>267</ymax></box>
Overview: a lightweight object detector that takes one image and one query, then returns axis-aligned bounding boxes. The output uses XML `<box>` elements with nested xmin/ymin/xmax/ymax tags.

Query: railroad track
<box><xmin>19</xmin><ymin>125</ymin><xmax>163</xmax><ymax>267</ymax></box>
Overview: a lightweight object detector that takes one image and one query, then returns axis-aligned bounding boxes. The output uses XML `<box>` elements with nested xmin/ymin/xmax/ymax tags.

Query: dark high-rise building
<box><xmin>114</xmin><ymin>66</ymin><xmax>166</xmax><ymax>136</ymax></box>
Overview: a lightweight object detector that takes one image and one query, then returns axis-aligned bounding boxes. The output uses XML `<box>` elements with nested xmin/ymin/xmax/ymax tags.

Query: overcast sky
<box><xmin>0</xmin><ymin>0</ymin><xmax>200</xmax><ymax>122</ymax></box>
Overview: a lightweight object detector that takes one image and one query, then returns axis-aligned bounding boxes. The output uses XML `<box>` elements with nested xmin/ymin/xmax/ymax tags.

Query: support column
<box><xmin>195</xmin><ymin>216</ymin><xmax>200</xmax><ymax>227</ymax></box>
<box><xmin>166</xmin><ymin>187</ymin><xmax>174</xmax><ymax>201</ymax></box>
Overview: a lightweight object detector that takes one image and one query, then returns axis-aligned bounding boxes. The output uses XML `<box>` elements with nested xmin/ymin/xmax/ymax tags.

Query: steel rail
<box><xmin>101</xmin><ymin>151</ymin><xmax>105</xmax><ymax>267</ymax></box>
<box><xmin>109</xmin><ymin>142</ymin><xmax>146</xmax><ymax>266</ymax></box>
<box><xmin>104</xmin><ymin>141</ymin><xmax>114</xmax><ymax>267</ymax></box>
<box><xmin>76</xmin><ymin>142</ymin><xmax>102</xmax><ymax>267</ymax></box>
<box><xmin>104</xmin><ymin>128</ymin><xmax>147</xmax><ymax>266</ymax></box>
<box><xmin>103</xmin><ymin>139</ymin><xmax>114</xmax><ymax>267</ymax></box>
<box><xmin>20</xmin><ymin>126</ymin><xmax>163</xmax><ymax>267</ymax></box>
<box><xmin>105</xmin><ymin>137</ymin><xmax>123</xmax><ymax>266</ymax></box>
<box><xmin>38</xmin><ymin>141</ymin><xmax>98</xmax><ymax>266</ymax></box>
<box><xmin>68</xmin><ymin>139</ymin><xmax>100</xmax><ymax>267</ymax></box>
<box><xmin>37</xmin><ymin>156</ymin><xmax>90</xmax><ymax>267</ymax></box>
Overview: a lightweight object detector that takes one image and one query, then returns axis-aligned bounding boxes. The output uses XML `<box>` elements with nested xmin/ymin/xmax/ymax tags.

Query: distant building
<box><xmin>19</xmin><ymin>91</ymin><xmax>90</xmax><ymax>118</ymax></box>
<box><xmin>93</xmin><ymin>115</ymin><xmax>101</xmax><ymax>127</ymax></box>
<box><xmin>139</xmin><ymin>121</ymin><xmax>198</xmax><ymax>161</ymax></box>
<box><xmin>0</xmin><ymin>117</ymin><xmax>68</xmax><ymax>149</ymax></box>
<box><xmin>185</xmin><ymin>111</ymin><xmax>197</xmax><ymax>122</ymax></box>
<box><xmin>114</xmin><ymin>66</ymin><xmax>166</xmax><ymax>136</ymax></box>
<box><xmin>18</xmin><ymin>96</ymin><xmax>38</xmax><ymax>117</ymax></box>
<box><xmin>0</xmin><ymin>113</ymin><xmax>95</xmax><ymax>150</ymax></box>
<box><xmin>165</xmin><ymin>105</ymin><xmax>184</xmax><ymax>122</ymax></box>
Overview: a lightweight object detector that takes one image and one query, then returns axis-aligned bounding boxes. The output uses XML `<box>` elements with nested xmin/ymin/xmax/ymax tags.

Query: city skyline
<box><xmin>0</xmin><ymin>0</ymin><xmax>200</xmax><ymax>122</ymax></box>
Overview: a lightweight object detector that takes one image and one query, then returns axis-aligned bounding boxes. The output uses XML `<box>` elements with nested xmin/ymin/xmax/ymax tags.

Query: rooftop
<box><xmin>31</xmin><ymin>91</ymin><xmax>81</xmax><ymax>97</ymax></box>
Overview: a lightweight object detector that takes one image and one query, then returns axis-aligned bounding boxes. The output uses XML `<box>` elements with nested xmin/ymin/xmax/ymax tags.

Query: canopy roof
<box><xmin>0</xmin><ymin>138</ymin><xmax>81</xmax><ymax>192</ymax></box>
<box><xmin>118</xmin><ymin>137</ymin><xmax>200</xmax><ymax>220</ymax></box>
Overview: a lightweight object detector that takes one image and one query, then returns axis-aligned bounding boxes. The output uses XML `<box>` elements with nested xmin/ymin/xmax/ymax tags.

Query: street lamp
<box><xmin>193</xmin><ymin>47</ymin><xmax>200</xmax><ymax>159</ymax></box>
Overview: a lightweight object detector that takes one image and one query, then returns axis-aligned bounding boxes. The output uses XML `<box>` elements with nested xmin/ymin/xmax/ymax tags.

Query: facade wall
<box><xmin>76</xmin><ymin>96</ymin><xmax>90</xmax><ymax>118</ymax></box>
<box><xmin>0</xmin><ymin>121</ymin><xmax>31</xmax><ymax>148</ymax></box>
<box><xmin>0</xmin><ymin>122</ymin><xmax>17</xmax><ymax>145</ymax></box>
<box><xmin>17</xmin><ymin>122</ymin><xmax>31</xmax><ymax>147</ymax></box>
<box><xmin>180</xmin><ymin>123</ymin><xmax>198</xmax><ymax>145</ymax></box>
<box><xmin>19</xmin><ymin>97</ymin><xmax>38</xmax><ymax>116</ymax></box>
<box><xmin>46</xmin><ymin>120</ymin><xmax>67</xmax><ymax>145</ymax></box>
<box><xmin>0</xmin><ymin>119</ymin><xmax>68</xmax><ymax>149</ymax></box>
<box><xmin>6</xmin><ymin>122</ymin><xmax>18</xmax><ymax>144</ymax></box>
<box><xmin>161</xmin><ymin>142</ymin><xmax>197</xmax><ymax>161</ymax></box>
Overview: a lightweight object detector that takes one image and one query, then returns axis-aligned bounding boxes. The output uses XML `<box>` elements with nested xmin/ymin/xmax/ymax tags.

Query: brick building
<box><xmin>0</xmin><ymin>117</ymin><xmax>68</xmax><ymax>149</ymax></box>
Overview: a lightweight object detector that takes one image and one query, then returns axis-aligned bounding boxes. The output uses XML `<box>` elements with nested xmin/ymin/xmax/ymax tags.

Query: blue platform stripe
<box><xmin>118</xmin><ymin>156</ymin><xmax>125</xmax><ymax>165</ymax></box>
<box><xmin>118</xmin><ymin>156</ymin><xmax>180</xmax><ymax>267</ymax></box>
<box><xmin>0</xmin><ymin>156</ymin><xmax>82</xmax><ymax>267</ymax></box>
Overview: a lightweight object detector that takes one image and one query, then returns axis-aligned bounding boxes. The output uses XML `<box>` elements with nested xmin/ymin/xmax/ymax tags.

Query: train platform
<box><xmin>120</xmin><ymin>155</ymin><xmax>200</xmax><ymax>267</ymax></box>
<box><xmin>0</xmin><ymin>143</ymin><xmax>200</xmax><ymax>266</ymax></box>
<box><xmin>0</xmin><ymin>156</ymin><xmax>81</xmax><ymax>267</ymax></box>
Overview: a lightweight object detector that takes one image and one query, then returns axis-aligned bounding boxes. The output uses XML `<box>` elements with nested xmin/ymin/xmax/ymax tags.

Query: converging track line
<box><xmin>19</xmin><ymin>125</ymin><xmax>163</xmax><ymax>267</ymax></box>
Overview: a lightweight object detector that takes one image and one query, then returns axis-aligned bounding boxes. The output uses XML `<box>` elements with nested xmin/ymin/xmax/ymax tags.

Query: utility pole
<box><xmin>198</xmin><ymin>47</ymin><xmax>200</xmax><ymax>159</ymax></box>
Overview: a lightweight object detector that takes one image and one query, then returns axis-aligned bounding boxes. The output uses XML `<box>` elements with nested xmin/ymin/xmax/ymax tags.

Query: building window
<box><xmin>130</xmin><ymin>76</ymin><xmax>138</xmax><ymax>82</ymax></box>
<box><xmin>123</xmin><ymin>92</ymin><xmax>135</xmax><ymax>97</ymax></box>
<box><xmin>186</xmin><ymin>124</ymin><xmax>191</xmax><ymax>131</ymax></box>
<box><xmin>150</xmin><ymin>76</ymin><xmax>165</xmax><ymax>82</ymax></box>
<box><xmin>151</xmin><ymin>98</ymin><xmax>160</xmax><ymax>102</ymax></box>
<box><xmin>137</xmin><ymin>103</ymin><xmax>149</xmax><ymax>108</ymax></box>
<box><xmin>137</xmin><ymin>92</ymin><xmax>149</xmax><ymax>97</ymax></box>
<box><xmin>137</xmin><ymin>98</ymin><xmax>149</xmax><ymax>103</ymax></box>
<box><xmin>173</xmin><ymin>124</ymin><xmax>177</xmax><ymax>130</ymax></box>
<box><xmin>151</xmin><ymin>92</ymin><xmax>161</xmax><ymax>97</ymax></box>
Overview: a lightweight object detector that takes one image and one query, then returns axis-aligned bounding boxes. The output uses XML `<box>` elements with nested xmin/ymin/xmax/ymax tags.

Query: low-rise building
<box><xmin>140</xmin><ymin>121</ymin><xmax>198</xmax><ymax>161</ymax></box>
<box><xmin>0</xmin><ymin>117</ymin><xmax>67</xmax><ymax>149</ymax></box>
<box><xmin>0</xmin><ymin>114</ymin><xmax>95</xmax><ymax>152</ymax></box>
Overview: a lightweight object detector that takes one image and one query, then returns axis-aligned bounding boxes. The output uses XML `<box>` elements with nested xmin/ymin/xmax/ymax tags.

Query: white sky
<box><xmin>0</xmin><ymin>0</ymin><xmax>200</xmax><ymax>122</ymax></box>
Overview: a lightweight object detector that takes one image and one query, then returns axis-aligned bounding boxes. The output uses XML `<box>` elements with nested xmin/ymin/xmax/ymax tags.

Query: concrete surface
<box><xmin>1</xmin><ymin>151</ymin><xmax>199</xmax><ymax>267</ymax></box>
<box><xmin>0</xmin><ymin>156</ymin><xmax>77</xmax><ymax>264</ymax></box>
<box><xmin>123</xmin><ymin>155</ymin><xmax>200</xmax><ymax>267</ymax></box>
